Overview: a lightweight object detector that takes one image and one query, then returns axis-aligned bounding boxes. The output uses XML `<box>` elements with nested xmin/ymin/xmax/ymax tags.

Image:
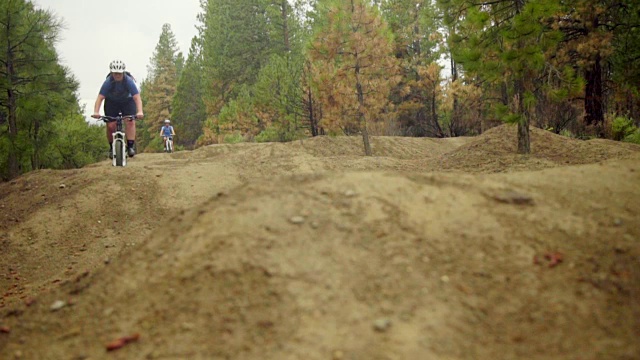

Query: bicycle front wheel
<box><xmin>115</xmin><ymin>140</ymin><xmax>124</xmax><ymax>166</ymax></box>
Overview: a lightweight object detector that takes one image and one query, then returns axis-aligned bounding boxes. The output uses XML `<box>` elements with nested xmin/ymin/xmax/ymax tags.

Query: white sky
<box><xmin>32</xmin><ymin>0</ymin><xmax>202</xmax><ymax>117</ymax></box>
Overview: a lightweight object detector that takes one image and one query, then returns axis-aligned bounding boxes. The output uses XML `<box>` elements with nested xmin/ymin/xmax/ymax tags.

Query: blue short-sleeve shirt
<box><xmin>161</xmin><ymin>125</ymin><xmax>174</xmax><ymax>137</ymax></box>
<box><xmin>99</xmin><ymin>75</ymin><xmax>139</xmax><ymax>103</ymax></box>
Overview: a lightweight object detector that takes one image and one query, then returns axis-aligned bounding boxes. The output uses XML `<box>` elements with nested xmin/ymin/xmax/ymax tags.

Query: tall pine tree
<box><xmin>0</xmin><ymin>0</ymin><xmax>79</xmax><ymax>178</ymax></box>
<box><xmin>308</xmin><ymin>0</ymin><xmax>400</xmax><ymax>156</ymax></box>
<box><xmin>444</xmin><ymin>0</ymin><xmax>562</xmax><ymax>153</ymax></box>
<box><xmin>172</xmin><ymin>37</ymin><xmax>206</xmax><ymax>148</ymax></box>
<box><xmin>140</xmin><ymin>23</ymin><xmax>180</xmax><ymax>151</ymax></box>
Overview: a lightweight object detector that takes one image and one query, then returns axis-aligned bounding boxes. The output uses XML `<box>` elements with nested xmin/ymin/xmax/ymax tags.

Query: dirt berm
<box><xmin>0</xmin><ymin>125</ymin><xmax>639</xmax><ymax>360</ymax></box>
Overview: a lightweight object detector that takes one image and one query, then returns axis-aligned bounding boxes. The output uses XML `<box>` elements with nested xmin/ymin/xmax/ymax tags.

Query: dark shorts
<box><xmin>104</xmin><ymin>98</ymin><xmax>136</xmax><ymax>117</ymax></box>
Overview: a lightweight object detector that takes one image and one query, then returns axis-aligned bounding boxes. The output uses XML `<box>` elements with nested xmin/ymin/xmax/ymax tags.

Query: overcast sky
<box><xmin>32</xmin><ymin>0</ymin><xmax>202</xmax><ymax>117</ymax></box>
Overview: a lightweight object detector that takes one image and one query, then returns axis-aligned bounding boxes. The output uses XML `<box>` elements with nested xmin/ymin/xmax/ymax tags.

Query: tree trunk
<box><xmin>431</xmin><ymin>91</ymin><xmax>444</xmax><ymax>138</ymax></box>
<box><xmin>515</xmin><ymin>78</ymin><xmax>530</xmax><ymax>154</ymax></box>
<box><xmin>31</xmin><ymin>118</ymin><xmax>41</xmax><ymax>170</ymax></box>
<box><xmin>281</xmin><ymin>0</ymin><xmax>290</xmax><ymax>53</ymax></box>
<box><xmin>584</xmin><ymin>54</ymin><xmax>604</xmax><ymax>136</ymax></box>
<box><xmin>7</xmin><ymin>90</ymin><xmax>20</xmax><ymax>179</ymax></box>
<box><xmin>307</xmin><ymin>87</ymin><xmax>319</xmax><ymax>137</ymax></box>
<box><xmin>450</xmin><ymin>53</ymin><xmax>460</xmax><ymax>137</ymax></box>
<box><xmin>355</xmin><ymin>63</ymin><xmax>371</xmax><ymax>156</ymax></box>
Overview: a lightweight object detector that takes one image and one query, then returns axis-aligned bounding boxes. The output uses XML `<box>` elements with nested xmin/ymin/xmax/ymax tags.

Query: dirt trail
<box><xmin>1</xmin><ymin>126</ymin><xmax>639</xmax><ymax>360</ymax></box>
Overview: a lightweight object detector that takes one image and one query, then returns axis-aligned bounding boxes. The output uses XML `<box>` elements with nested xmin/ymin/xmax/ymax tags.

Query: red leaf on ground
<box><xmin>106</xmin><ymin>333</ymin><xmax>140</xmax><ymax>351</ymax></box>
<box><xmin>534</xmin><ymin>252</ymin><xmax>564</xmax><ymax>268</ymax></box>
<box><xmin>544</xmin><ymin>252</ymin><xmax>564</xmax><ymax>268</ymax></box>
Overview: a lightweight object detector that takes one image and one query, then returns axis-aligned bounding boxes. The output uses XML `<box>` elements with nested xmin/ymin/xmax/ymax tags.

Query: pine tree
<box><xmin>0</xmin><ymin>0</ymin><xmax>78</xmax><ymax>178</ymax></box>
<box><xmin>382</xmin><ymin>0</ymin><xmax>445</xmax><ymax>137</ymax></box>
<box><xmin>308</xmin><ymin>0</ymin><xmax>400</xmax><ymax>156</ymax></box>
<box><xmin>200</xmin><ymin>0</ymin><xmax>272</xmax><ymax>102</ymax></box>
<box><xmin>171</xmin><ymin>37</ymin><xmax>206</xmax><ymax>148</ymax></box>
<box><xmin>443</xmin><ymin>0</ymin><xmax>562</xmax><ymax>153</ymax></box>
<box><xmin>140</xmin><ymin>23</ymin><xmax>180</xmax><ymax>151</ymax></box>
<box><xmin>552</xmin><ymin>0</ymin><xmax>640</xmax><ymax>135</ymax></box>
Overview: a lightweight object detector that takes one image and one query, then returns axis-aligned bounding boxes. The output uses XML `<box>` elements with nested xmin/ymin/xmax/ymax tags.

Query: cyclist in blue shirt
<box><xmin>91</xmin><ymin>60</ymin><xmax>144</xmax><ymax>157</ymax></box>
<box><xmin>160</xmin><ymin>119</ymin><xmax>176</xmax><ymax>152</ymax></box>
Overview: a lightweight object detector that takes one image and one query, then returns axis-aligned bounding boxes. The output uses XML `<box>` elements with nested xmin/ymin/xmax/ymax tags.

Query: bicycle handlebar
<box><xmin>98</xmin><ymin>115</ymin><xmax>136</xmax><ymax>122</ymax></box>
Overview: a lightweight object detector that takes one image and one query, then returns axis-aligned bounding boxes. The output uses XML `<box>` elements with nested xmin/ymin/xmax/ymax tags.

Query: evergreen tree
<box><xmin>253</xmin><ymin>53</ymin><xmax>306</xmax><ymax>142</ymax></box>
<box><xmin>0</xmin><ymin>0</ymin><xmax>80</xmax><ymax>179</ymax></box>
<box><xmin>553</xmin><ymin>0</ymin><xmax>640</xmax><ymax>135</ymax></box>
<box><xmin>200</xmin><ymin>0</ymin><xmax>272</xmax><ymax>104</ymax></box>
<box><xmin>308</xmin><ymin>0</ymin><xmax>401</xmax><ymax>155</ymax></box>
<box><xmin>443</xmin><ymin>0</ymin><xmax>563</xmax><ymax>153</ymax></box>
<box><xmin>171</xmin><ymin>37</ymin><xmax>206</xmax><ymax>148</ymax></box>
<box><xmin>140</xmin><ymin>23</ymin><xmax>180</xmax><ymax>151</ymax></box>
<box><xmin>609</xmin><ymin>0</ymin><xmax>640</xmax><ymax>122</ymax></box>
<box><xmin>382</xmin><ymin>0</ymin><xmax>445</xmax><ymax>137</ymax></box>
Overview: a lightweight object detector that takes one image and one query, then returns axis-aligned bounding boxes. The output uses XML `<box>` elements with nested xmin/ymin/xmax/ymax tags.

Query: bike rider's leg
<box><xmin>104</xmin><ymin>100</ymin><xmax>118</xmax><ymax>159</ymax></box>
<box><xmin>122</xmin><ymin>99</ymin><xmax>137</xmax><ymax>157</ymax></box>
<box><xmin>105</xmin><ymin>122</ymin><xmax>117</xmax><ymax>143</ymax></box>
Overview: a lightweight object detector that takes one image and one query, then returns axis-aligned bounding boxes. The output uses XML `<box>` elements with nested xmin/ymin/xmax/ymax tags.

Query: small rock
<box><xmin>440</xmin><ymin>275</ymin><xmax>450</xmax><ymax>283</ymax></box>
<box><xmin>181</xmin><ymin>322</ymin><xmax>195</xmax><ymax>331</ymax></box>
<box><xmin>59</xmin><ymin>184</ymin><xmax>66</xmax><ymax>189</ymax></box>
<box><xmin>14</xmin><ymin>350</ymin><xmax>23</xmax><ymax>359</ymax></box>
<box><xmin>373</xmin><ymin>318</ymin><xmax>392</xmax><ymax>332</ymax></box>
<box><xmin>333</xmin><ymin>350</ymin><xmax>344</xmax><ymax>360</ymax></box>
<box><xmin>489</xmin><ymin>190</ymin><xmax>534</xmax><ymax>205</ymax></box>
<box><xmin>344</xmin><ymin>190</ymin><xmax>357</xmax><ymax>197</ymax></box>
<box><xmin>310</xmin><ymin>221</ymin><xmax>319</xmax><ymax>229</ymax></box>
<box><xmin>289</xmin><ymin>216</ymin><xmax>305</xmax><ymax>225</ymax></box>
<box><xmin>613</xmin><ymin>218</ymin><xmax>623</xmax><ymax>226</ymax></box>
<box><xmin>50</xmin><ymin>300</ymin><xmax>66</xmax><ymax>311</ymax></box>
<box><xmin>0</xmin><ymin>326</ymin><xmax>10</xmax><ymax>333</ymax></box>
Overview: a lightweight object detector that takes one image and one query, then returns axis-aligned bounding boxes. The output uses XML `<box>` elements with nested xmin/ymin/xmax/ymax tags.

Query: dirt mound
<box><xmin>438</xmin><ymin>125</ymin><xmax>640</xmax><ymax>173</ymax></box>
<box><xmin>295</xmin><ymin>135</ymin><xmax>469</xmax><ymax>159</ymax></box>
<box><xmin>1</xmin><ymin>134</ymin><xmax>639</xmax><ymax>359</ymax></box>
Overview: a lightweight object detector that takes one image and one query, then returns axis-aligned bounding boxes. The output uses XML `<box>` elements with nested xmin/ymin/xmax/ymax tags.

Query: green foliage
<box><xmin>197</xmin><ymin>0</ymin><xmax>308</xmax><ymax>140</ymax></box>
<box><xmin>171</xmin><ymin>37</ymin><xmax>206</xmax><ymax>148</ymax></box>
<box><xmin>145</xmin><ymin>136</ymin><xmax>164</xmax><ymax>153</ymax></box>
<box><xmin>0</xmin><ymin>0</ymin><xmax>84</xmax><ymax>179</ymax></box>
<box><xmin>611</xmin><ymin>116</ymin><xmax>638</xmax><ymax>141</ymax></box>
<box><xmin>625</xmin><ymin>129</ymin><xmax>640</xmax><ymax>144</ymax></box>
<box><xmin>43</xmin><ymin>116</ymin><xmax>105</xmax><ymax>169</ymax></box>
<box><xmin>560</xmin><ymin>129</ymin><xmax>575</xmax><ymax>138</ymax></box>
<box><xmin>253</xmin><ymin>54</ymin><xmax>305</xmax><ymax>141</ymax></box>
<box><xmin>139</xmin><ymin>23</ymin><xmax>181</xmax><ymax>150</ymax></box>
<box><xmin>200</xmin><ymin>0</ymin><xmax>273</xmax><ymax>100</ymax></box>
<box><xmin>223</xmin><ymin>132</ymin><xmax>244</xmax><ymax>144</ymax></box>
<box><xmin>255</xmin><ymin>124</ymin><xmax>304</xmax><ymax>143</ymax></box>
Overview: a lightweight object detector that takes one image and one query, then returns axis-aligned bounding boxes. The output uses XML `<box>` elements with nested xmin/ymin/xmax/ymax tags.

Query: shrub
<box><xmin>223</xmin><ymin>132</ymin><xmax>244</xmax><ymax>144</ymax></box>
<box><xmin>611</xmin><ymin>116</ymin><xmax>637</xmax><ymax>141</ymax></box>
<box><xmin>624</xmin><ymin>129</ymin><xmax>640</xmax><ymax>144</ymax></box>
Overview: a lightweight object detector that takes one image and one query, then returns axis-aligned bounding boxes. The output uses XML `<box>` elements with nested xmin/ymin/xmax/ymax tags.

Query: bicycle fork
<box><xmin>113</xmin><ymin>130</ymin><xmax>127</xmax><ymax>167</ymax></box>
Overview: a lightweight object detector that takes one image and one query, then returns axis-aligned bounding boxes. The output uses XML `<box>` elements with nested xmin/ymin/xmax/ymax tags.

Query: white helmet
<box><xmin>109</xmin><ymin>60</ymin><xmax>126</xmax><ymax>73</ymax></box>
<box><xmin>164</xmin><ymin>119</ymin><xmax>171</xmax><ymax>123</ymax></box>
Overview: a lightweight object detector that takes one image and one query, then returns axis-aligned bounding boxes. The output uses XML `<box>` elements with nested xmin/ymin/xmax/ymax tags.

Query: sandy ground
<box><xmin>0</xmin><ymin>125</ymin><xmax>639</xmax><ymax>360</ymax></box>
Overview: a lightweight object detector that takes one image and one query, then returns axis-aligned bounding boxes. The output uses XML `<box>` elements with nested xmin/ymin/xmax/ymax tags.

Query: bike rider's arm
<box><xmin>171</xmin><ymin>126</ymin><xmax>176</xmax><ymax>136</ymax></box>
<box><xmin>91</xmin><ymin>94</ymin><xmax>105</xmax><ymax>119</ymax></box>
<box><xmin>133</xmin><ymin>94</ymin><xmax>144</xmax><ymax>119</ymax></box>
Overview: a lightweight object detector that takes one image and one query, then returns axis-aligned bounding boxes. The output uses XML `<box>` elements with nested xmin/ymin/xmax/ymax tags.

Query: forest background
<box><xmin>1</xmin><ymin>0</ymin><xmax>639</xmax><ymax>179</ymax></box>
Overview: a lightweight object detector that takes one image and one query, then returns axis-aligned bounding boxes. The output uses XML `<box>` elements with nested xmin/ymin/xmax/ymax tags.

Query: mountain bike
<box><xmin>164</xmin><ymin>135</ymin><xmax>175</xmax><ymax>153</ymax></box>
<box><xmin>99</xmin><ymin>113</ymin><xmax>136</xmax><ymax>166</ymax></box>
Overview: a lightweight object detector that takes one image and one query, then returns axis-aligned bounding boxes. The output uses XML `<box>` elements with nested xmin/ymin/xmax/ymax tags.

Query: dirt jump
<box><xmin>1</xmin><ymin>125</ymin><xmax>639</xmax><ymax>359</ymax></box>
